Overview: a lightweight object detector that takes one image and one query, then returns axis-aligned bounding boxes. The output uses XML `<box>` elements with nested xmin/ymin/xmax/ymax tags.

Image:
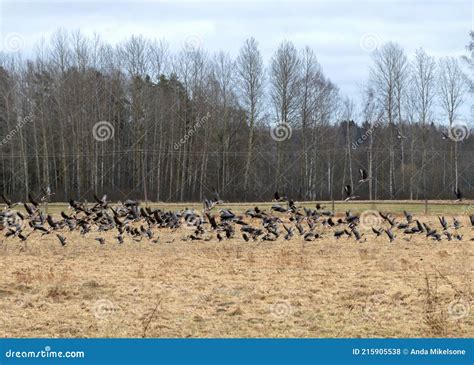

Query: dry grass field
<box><xmin>0</xmin><ymin>202</ymin><xmax>472</xmax><ymax>338</ymax></box>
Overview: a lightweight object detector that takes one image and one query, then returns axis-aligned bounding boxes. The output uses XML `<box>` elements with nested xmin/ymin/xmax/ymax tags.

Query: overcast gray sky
<box><xmin>0</xmin><ymin>0</ymin><xmax>472</xmax><ymax>110</ymax></box>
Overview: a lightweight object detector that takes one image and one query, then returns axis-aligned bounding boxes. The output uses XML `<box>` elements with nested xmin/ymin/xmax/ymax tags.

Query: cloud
<box><xmin>0</xmin><ymin>0</ymin><xmax>471</xmax><ymax>110</ymax></box>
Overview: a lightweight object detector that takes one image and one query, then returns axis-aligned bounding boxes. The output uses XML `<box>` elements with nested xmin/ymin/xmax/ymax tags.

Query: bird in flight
<box><xmin>344</xmin><ymin>185</ymin><xmax>358</xmax><ymax>201</ymax></box>
<box><xmin>454</xmin><ymin>188</ymin><xmax>463</xmax><ymax>202</ymax></box>
<box><xmin>273</xmin><ymin>191</ymin><xmax>287</xmax><ymax>202</ymax></box>
<box><xmin>56</xmin><ymin>234</ymin><xmax>67</xmax><ymax>246</ymax></box>
<box><xmin>358</xmin><ymin>169</ymin><xmax>371</xmax><ymax>183</ymax></box>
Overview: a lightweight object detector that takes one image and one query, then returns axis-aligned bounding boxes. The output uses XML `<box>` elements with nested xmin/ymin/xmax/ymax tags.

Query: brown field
<box><xmin>0</xmin><ymin>202</ymin><xmax>473</xmax><ymax>338</ymax></box>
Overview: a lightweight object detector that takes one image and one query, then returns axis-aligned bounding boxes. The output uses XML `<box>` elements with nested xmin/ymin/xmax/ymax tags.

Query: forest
<box><xmin>0</xmin><ymin>30</ymin><xmax>473</xmax><ymax>202</ymax></box>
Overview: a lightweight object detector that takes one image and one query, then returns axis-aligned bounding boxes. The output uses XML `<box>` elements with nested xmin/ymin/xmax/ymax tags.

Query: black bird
<box><xmin>46</xmin><ymin>215</ymin><xmax>60</xmax><ymax>230</ymax></box>
<box><xmin>415</xmin><ymin>220</ymin><xmax>424</xmax><ymax>233</ymax></box>
<box><xmin>273</xmin><ymin>191</ymin><xmax>287</xmax><ymax>202</ymax></box>
<box><xmin>18</xmin><ymin>231</ymin><xmax>30</xmax><ymax>241</ymax></box>
<box><xmin>94</xmin><ymin>193</ymin><xmax>108</xmax><ymax>207</ymax></box>
<box><xmin>1</xmin><ymin>193</ymin><xmax>16</xmax><ymax>208</ymax></box>
<box><xmin>30</xmin><ymin>222</ymin><xmax>49</xmax><ymax>233</ymax></box>
<box><xmin>283</xmin><ymin>224</ymin><xmax>294</xmax><ymax>240</ymax></box>
<box><xmin>56</xmin><ymin>234</ymin><xmax>67</xmax><ymax>246</ymax></box>
<box><xmin>271</xmin><ymin>204</ymin><xmax>287</xmax><ymax>213</ymax></box>
<box><xmin>469</xmin><ymin>214</ymin><xmax>474</xmax><ymax>227</ymax></box>
<box><xmin>403</xmin><ymin>210</ymin><xmax>413</xmax><ymax>223</ymax></box>
<box><xmin>426</xmin><ymin>227</ymin><xmax>437</xmax><ymax>238</ymax></box>
<box><xmin>344</xmin><ymin>185</ymin><xmax>358</xmax><ymax>201</ymax></box>
<box><xmin>95</xmin><ymin>237</ymin><xmax>105</xmax><ymax>245</ymax></box>
<box><xmin>303</xmin><ymin>232</ymin><xmax>317</xmax><ymax>241</ymax></box>
<box><xmin>453</xmin><ymin>217</ymin><xmax>461</xmax><ymax>230</ymax></box>
<box><xmin>352</xmin><ymin>228</ymin><xmax>363</xmax><ymax>241</ymax></box>
<box><xmin>206</xmin><ymin>213</ymin><xmax>218</xmax><ymax>230</ymax></box>
<box><xmin>385</xmin><ymin>229</ymin><xmax>395</xmax><ymax>242</ymax></box>
<box><xmin>431</xmin><ymin>232</ymin><xmax>442</xmax><ymax>241</ymax></box>
<box><xmin>24</xmin><ymin>203</ymin><xmax>35</xmax><ymax>216</ymax></box>
<box><xmin>372</xmin><ymin>227</ymin><xmax>383</xmax><ymax>237</ymax></box>
<box><xmin>454</xmin><ymin>188</ymin><xmax>463</xmax><ymax>202</ymax></box>
<box><xmin>315</xmin><ymin>203</ymin><xmax>325</xmax><ymax>210</ymax></box>
<box><xmin>438</xmin><ymin>216</ymin><xmax>448</xmax><ymax>230</ymax></box>
<box><xmin>220</xmin><ymin>209</ymin><xmax>235</xmax><ymax>221</ymax></box>
<box><xmin>397</xmin><ymin>129</ymin><xmax>407</xmax><ymax>140</ymax></box>
<box><xmin>225</xmin><ymin>226</ymin><xmax>233</xmax><ymax>239</ymax></box>
<box><xmin>61</xmin><ymin>211</ymin><xmax>72</xmax><ymax>220</ymax></box>
<box><xmin>358</xmin><ymin>168</ymin><xmax>370</xmax><ymax>183</ymax></box>
<box><xmin>295</xmin><ymin>222</ymin><xmax>304</xmax><ymax>235</ymax></box>
<box><xmin>41</xmin><ymin>186</ymin><xmax>53</xmax><ymax>202</ymax></box>
<box><xmin>28</xmin><ymin>193</ymin><xmax>39</xmax><ymax>207</ymax></box>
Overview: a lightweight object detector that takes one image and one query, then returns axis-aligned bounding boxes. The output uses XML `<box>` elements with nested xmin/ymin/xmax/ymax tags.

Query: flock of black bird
<box><xmin>0</xmin><ymin>182</ymin><xmax>473</xmax><ymax>247</ymax></box>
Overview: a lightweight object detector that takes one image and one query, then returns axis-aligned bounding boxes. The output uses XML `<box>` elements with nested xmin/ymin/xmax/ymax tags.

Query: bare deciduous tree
<box><xmin>369</xmin><ymin>42</ymin><xmax>408</xmax><ymax>198</ymax></box>
<box><xmin>270</xmin><ymin>40</ymin><xmax>300</xmax><ymax>189</ymax></box>
<box><xmin>411</xmin><ymin>48</ymin><xmax>436</xmax><ymax>197</ymax></box>
<box><xmin>438</xmin><ymin>57</ymin><xmax>468</xmax><ymax>190</ymax></box>
<box><xmin>236</xmin><ymin>38</ymin><xmax>264</xmax><ymax>196</ymax></box>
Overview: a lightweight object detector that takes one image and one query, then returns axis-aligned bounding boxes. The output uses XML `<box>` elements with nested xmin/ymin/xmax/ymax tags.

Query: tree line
<box><xmin>0</xmin><ymin>29</ymin><xmax>472</xmax><ymax>202</ymax></box>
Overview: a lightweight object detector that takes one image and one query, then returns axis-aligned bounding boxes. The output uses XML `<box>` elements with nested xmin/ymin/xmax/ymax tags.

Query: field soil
<box><xmin>0</xmin><ymin>212</ymin><xmax>472</xmax><ymax>338</ymax></box>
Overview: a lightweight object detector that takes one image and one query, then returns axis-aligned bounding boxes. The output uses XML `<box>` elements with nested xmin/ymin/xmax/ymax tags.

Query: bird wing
<box><xmin>344</xmin><ymin>185</ymin><xmax>352</xmax><ymax>196</ymax></box>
